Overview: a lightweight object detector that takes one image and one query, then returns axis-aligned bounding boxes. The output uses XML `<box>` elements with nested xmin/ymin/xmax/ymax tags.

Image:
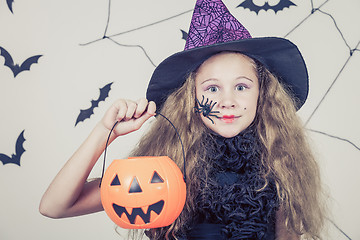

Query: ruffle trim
<box><xmin>193</xmin><ymin>128</ymin><xmax>278</xmax><ymax>239</ymax></box>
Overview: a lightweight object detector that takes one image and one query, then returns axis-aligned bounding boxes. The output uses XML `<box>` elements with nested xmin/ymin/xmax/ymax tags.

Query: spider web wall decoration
<box><xmin>284</xmin><ymin>0</ymin><xmax>360</xmax><ymax>153</ymax></box>
<box><xmin>80</xmin><ymin>0</ymin><xmax>193</xmax><ymax>67</ymax></box>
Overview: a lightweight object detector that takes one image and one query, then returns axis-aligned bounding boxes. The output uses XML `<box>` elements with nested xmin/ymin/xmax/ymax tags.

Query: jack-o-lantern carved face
<box><xmin>100</xmin><ymin>156</ymin><xmax>186</xmax><ymax>229</ymax></box>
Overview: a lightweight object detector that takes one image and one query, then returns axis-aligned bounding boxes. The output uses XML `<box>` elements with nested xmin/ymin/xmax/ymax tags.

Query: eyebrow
<box><xmin>200</xmin><ymin>78</ymin><xmax>217</xmax><ymax>85</ymax></box>
<box><xmin>236</xmin><ymin>76</ymin><xmax>254</xmax><ymax>82</ymax></box>
<box><xmin>200</xmin><ymin>76</ymin><xmax>254</xmax><ymax>85</ymax></box>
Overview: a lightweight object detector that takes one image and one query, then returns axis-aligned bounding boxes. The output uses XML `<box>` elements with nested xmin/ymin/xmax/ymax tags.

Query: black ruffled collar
<box><xmin>208</xmin><ymin>127</ymin><xmax>260</xmax><ymax>173</ymax></box>
<box><xmin>191</xmin><ymin>127</ymin><xmax>278</xmax><ymax>240</ymax></box>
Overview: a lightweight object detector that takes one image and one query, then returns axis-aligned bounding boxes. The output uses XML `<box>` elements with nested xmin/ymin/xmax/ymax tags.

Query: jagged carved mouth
<box><xmin>112</xmin><ymin>200</ymin><xmax>164</xmax><ymax>224</ymax></box>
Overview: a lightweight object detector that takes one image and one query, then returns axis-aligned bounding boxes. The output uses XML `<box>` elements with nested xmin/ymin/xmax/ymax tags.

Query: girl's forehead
<box><xmin>195</xmin><ymin>52</ymin><xmax>257</xmax><ymax>82</ymax></box>
<box><xmin>198</xmin><ymin>52</ymin><xmax>253</xmax><ymax>70</ymax></box>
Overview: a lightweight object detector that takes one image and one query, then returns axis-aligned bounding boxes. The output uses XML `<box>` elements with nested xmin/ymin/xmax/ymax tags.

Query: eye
<box><xmin>150</xmin><ymin>171</ymin><xmax>164</xmax><ymax>183</ymax></box>
<box><xmin>236</xmin><ymin>85</ymin><xmax>247</xmax><ymax>91</ymax></box>
<box><xmin>207</xmin><ymin>86</ymin><xmax>218</xmax><ymax>93</ymax></box>
<box><xmin>111</xmin><ymin>174</ymin><xmax>121</xmax><ymax>186</ymax></box>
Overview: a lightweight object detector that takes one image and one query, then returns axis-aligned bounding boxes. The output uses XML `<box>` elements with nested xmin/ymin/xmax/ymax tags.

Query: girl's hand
<box><xmin>39</xmin><ymin>98</ymin><xmax>156</xmax><ymax>219</ymax></box>
<box><xmin>101</xmin><ymin>98</ymin><xmax>156</xmax><ymax>137</ymax></box>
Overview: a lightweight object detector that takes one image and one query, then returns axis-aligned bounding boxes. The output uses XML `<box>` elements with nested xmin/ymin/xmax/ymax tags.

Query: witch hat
<box><xmin>146</xmin><ymin>0</ymin><xmax>308</xmax><ymax>110</ymax></box>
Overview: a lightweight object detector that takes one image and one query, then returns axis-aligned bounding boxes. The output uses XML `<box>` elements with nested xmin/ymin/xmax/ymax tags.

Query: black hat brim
<box><xmin>146</xmin><ymin>37</ymin><xmax>308</xmax><ymax>110</ymax></box>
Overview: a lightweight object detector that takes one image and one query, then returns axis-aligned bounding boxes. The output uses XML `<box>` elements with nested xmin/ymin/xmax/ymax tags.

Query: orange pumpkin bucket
<box><xmin>100</xmin><ymin>156</ymin><xmax>186</xmax><ymax>229</ymax></box>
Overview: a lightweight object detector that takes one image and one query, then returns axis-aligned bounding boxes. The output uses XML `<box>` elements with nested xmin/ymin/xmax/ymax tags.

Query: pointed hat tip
<box><xmin>184</xmin><ymin>0</ymin><xmax>251</xmax><ymax>50</ymax></box>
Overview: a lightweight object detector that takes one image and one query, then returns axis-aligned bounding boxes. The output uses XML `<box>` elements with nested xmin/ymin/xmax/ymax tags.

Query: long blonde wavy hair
<box><xmin>128</xmin><ymin>53</ymin><xmax>326</xmax><ymax>239</ymax></box>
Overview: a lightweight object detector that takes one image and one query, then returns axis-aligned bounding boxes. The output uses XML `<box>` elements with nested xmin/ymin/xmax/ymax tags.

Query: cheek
<box><xmin>243</xmin><ymin>100</ymin><xmax>257</xmax><ymax>112</ymax></box>
<box><xmin>200</xmin><ymin>114</ymin><xmax>210</xmax><ymax>124</ymax></box>
<box><xmin>244</xmin><ymin>92</ymin><xmax>259</xmax><ymax>110</ymax></box>
<box><xmin>246</xmin><ymin>107</ymin><xmax>257</xmax><ymax>123</ymax></box>
<box><xmin>195</xmin><ymin>88</ymin><xmax>204</xmax><ymax>100</ymax></box>
<box><xmin>199</xmin><ymin>115</ymin><xmax>212</xmax><ymax>130</ymax></box>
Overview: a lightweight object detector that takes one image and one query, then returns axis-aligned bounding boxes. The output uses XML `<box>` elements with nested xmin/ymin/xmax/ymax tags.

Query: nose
<box><xmin>218</xmin><ymin>92</ymin><xmax>236</xmax><ymax>109</ymax></box>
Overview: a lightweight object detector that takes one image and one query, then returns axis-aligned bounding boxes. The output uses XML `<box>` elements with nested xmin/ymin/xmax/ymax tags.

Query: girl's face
<box><xmin>195</xmin><ymin>52</ymin><xmax>259</xmax><ymax>138</ymax></box>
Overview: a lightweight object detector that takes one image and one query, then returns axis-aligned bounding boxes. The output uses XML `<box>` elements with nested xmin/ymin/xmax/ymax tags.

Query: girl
<box><xmin>40</xmin><ymin>0</ymin><xmax>326</xmax><ymax>239</ymax></box>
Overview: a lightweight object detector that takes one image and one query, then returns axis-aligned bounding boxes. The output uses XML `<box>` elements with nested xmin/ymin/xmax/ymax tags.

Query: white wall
<box><xmin>0</xmin><ymin>0</ymin><xmax>359</xmax><ymax>239</ymax></box>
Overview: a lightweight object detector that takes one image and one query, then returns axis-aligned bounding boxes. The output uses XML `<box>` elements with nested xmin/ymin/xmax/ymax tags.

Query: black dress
<box><xmin>185</xmin><ymin>128</ymin><xmax>279</xmax><ymax>240</ymax></box>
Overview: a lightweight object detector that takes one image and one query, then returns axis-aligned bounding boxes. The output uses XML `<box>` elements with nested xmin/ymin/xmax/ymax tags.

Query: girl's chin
<box><xmin>218</xmin><ymin>132</ymin><xmax>240</xmax><ymax>138</ymax></box>
<box><xmin>201</xmin><ymin>116</ymin><xmax>252</xmax><ymax>138</ymax></box>
<box><xmin>210</xmin><ymin>129</ymin><xmax>243</xmax><ymax>138</ymax></box>
<box><xmin>209</xmin><ymin>124</ymin><xmax>252</xmax><ymax>138</ymax></box>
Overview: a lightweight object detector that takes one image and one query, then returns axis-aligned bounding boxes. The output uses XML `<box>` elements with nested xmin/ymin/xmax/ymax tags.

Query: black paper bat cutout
<box><xmin>0</xmin><ymin>46</ymin><xmax>42</xmax><ymax>77</ymax></box>
<box><xmin>75</xmin><ymin>82</ymin><xmax>113</xmax><ymax>126</ymax></box>
<box><xmin>7</xmin><ymin>0</ymin><xmax>14</xmax><ymax>13</ymax></box>
<box><xmin>237</xmin><ymin>0</ymin><xmax>296</xmax><ymax>14</ymax></box>
<box><xmin>0</xmin><ymin>130</ymin><xmax>26</xmax><ymax>166</ymax></box>
<box><xmin>180</xmin><ymin>29</ymin><xmax>188</xmax><ymax>41</ymax></box>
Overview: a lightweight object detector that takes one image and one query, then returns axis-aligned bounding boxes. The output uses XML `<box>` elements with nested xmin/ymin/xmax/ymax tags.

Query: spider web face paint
<box><xmin>194</xmin><ymin>95</ymin><xmax>220</xmax><ymax>124</ymax></box>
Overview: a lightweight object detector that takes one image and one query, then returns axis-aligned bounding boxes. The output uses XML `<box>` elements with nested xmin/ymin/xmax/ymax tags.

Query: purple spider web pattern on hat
<box><xmin>184</xmin><ymin>0</ymin><xmax>252</xmax><ymax>51</ymax></box>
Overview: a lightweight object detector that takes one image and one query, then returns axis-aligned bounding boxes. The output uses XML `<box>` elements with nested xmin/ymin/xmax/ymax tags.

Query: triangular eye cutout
<box><xmin>111</xmin><ymin>175</ymin><xmax>121</xmax><ymax>186</ymax></box>
<box><xmin>151</xmin><ymin>171</ymin><xmax>164</xmax><ymax>183</ymax></box>
<box><xmin>129</xmin><ymin>177</ymin><xmax>142</xmax><ymax>193</ymax></box>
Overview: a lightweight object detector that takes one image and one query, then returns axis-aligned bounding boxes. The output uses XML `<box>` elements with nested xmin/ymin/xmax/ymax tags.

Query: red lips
<box><xmin>221</xmin><ymin>115</ymin><xmax>236</xmax><ymax>123</ymax></box>
<box><xmin>222</xmin><ymin>115</ymin><xmax>235</xmax><ymax>119</ymax></box>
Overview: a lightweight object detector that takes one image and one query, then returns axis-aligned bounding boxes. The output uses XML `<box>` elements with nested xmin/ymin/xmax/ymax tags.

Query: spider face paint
<box><xmin>194</xmin><ymin>95</ymin><xmax>220</xmax><ymax>124</ymax></box>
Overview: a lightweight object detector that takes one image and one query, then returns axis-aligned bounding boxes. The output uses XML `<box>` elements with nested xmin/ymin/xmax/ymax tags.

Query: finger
<box><xmin>114</xmin><ymin>100</ymin><xmax>128</xmax><ymax>121</ymax></box>
<box><xmin>137</xmin><ymin>101</ymin><xmax>156</xmax><ymax>123</ymax></box>
<box><xmin>134</xmin><ymin>98</ymin><xmax>148</xmax><ymax>118</ymax></box>
<box><xmin>104</xmin><ymin>99</ymin><xmax>126</xmax><ymax>122</ymax></box>
<box><xmin>124</xmin><ymin>100</ymin><xmax>137</xmax><ymax>121</ymax></box>
<box><xmin>147</xmin><ymin>101</ymin><xmax>157</xmax><ymax>115</ymax></box>
<box><xmin>133</xmin><ymin>108</ymin><xmax>155</xmax><ymax>129</ymax></box>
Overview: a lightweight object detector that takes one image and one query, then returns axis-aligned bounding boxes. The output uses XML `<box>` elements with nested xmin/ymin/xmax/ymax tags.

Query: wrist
<box><xmin>94</xmin><ymin>122</ymin><xmax>117</xmax><ymax>144</ymax></box>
